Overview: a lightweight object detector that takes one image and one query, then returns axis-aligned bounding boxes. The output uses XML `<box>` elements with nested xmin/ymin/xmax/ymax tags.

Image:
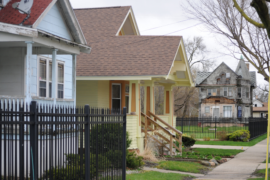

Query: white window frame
<box><xmin>205</xmin><ymin>106</ymin><xmax>210</xmax><ymax>113</ymax></box>
<box><xmin>37</xmin><ymin>56</ymin><xmax>65</xmax><ymax>98</ymax></box>
<box><xmin>228</xmin><ymin>87</ymin><xmax>232</xmax><ymax>97</ymax></box>
<box><xmin>223</xmin><ymin>106</ymin><xmax>232</xmax><ymax>118</ymax></box>
<box><xmin>224</xmin><ymin>87</ymin><xmax>228</xmax><ymax>97</ymax></box>
<box><xmin>111</xmin><ymin>83</ymin><xmax>121</xmax><ymax>110</ymax></box>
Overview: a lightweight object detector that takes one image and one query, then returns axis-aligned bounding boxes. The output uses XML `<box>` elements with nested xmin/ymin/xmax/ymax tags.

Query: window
<box><xmin>228</xmin><ymin>87</ymin><xmax>232</xmax><ymax>96</ymax></box>
<box><xmin>112</xmin><ymin>84</ymin><xmax>121</xmax><ymax>110</ymax></box>
<box><xmin>237</xmin><ymin>106</ymin><xmax>242</xmax><ymax>118</ymax></box>
<box><xmin>212</xmin><ymin>89</ymin><xmax>217</xmax><ymax>93</ymax></box>
<box><xmin>205</xmin><ymin>106</ymin><xmax>210</xmax><ymax>113</ymax></box>
<box><xmin>224</xmin><ymin>87</ymin><xmax>228</xmax><ymax>97</ymax></box>
<box><xmin>261</xmin><ymin>113</ymin><xmax>264</xmax><ymax>118</ymax></box>
<box><xmin>125</xmin><ymin>84</ymin><xmax>129</xmax><ymax>93</ymax></box>
<box><xmin>38</xmin><ymin>57</ymin><xmax>64</xmax><ymax>98</ymax></box>
<box><xmin>226</xmin><ymin>73</ymin><xmax>230</xmax><ymax>78</ymax></box>
<box><xmin>238</xmin><ymin>87</ymin><xmax>241</xmax><ymax>98</ymax></box>
<box><xmin>255</xmin><ymin>104</ymin><xmax>257</xmax><ymax>107</ymax></box>
<box><xmin>125</xmin><ymin>96</ymin><xmax>129</xmax><ymax>113</ymax></box>
<box><xmin>207</xmin><ymin>89</ymin><xmax>211</xmax><ymax>96</ymax></box>
<box><xmin>39</xmin><ymin>59</ymin><xmax>47</xmax><ymax>97</ymax></box>
<box><xmin>58</xmin><ymin>64</ymin><xmax>64</xmax><ymax>99</ymax></box>
<box><xmin>223</xmin><ymin>106</ymin><xmax>232</xmax><ymax>117</ymax></box>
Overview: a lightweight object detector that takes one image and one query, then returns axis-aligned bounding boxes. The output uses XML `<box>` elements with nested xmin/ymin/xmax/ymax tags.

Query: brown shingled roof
<box><xmin>253</xmin><ymin>102</ymin><xmax>268</xmax><ymax>112</ymax></box>
<box><xmin>77</xmin><ymin>36</ymin><xmax>181</xmax><ymax>76</ymax></box>
<box><xmin>75</xmin><ymin>6</ymin><xmax>182</xmax><ymax>77</ymax></box>
<box><xmin>74</xmin><ymin>6</ymin><xmax>131</xmax><ymax>43</ymax></box>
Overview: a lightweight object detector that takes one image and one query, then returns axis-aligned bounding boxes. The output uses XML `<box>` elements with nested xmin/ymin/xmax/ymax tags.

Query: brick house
<box><xmin>196</xmin><ymin>56</ymin><xmax>256</xmax><ymax>120</ymax></box>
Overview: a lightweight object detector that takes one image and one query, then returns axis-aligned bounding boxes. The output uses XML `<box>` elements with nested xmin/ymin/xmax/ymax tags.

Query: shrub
<box><xmin>226</xmin><ymin>133</ymin><xmax>232</xmax><ymax>140</ymax></box>
<box><xmin>203</xmin><ymin>137</ymin><xmax>211</xmax><ymax>141</ymax></box>
<box><xmin>217</xmin><ymin>131</ymin><xmax>227</xmax><ymax>141</ymax></box>
<box><xmin>126</xmin><ymin>151</ymin><xmax>144</xmax><ymax>169</ymax></box>
<box><xmin>182</xmin><ymin>135</ymin><xmax>196</xmax><ymax>148</ymax></box>
<box><xmin>207</xmin><ymin>155</ymin><xmax>213</xmax><ymax>160</ymax></box>
<box><xmin>215</xmin><ymin>156</ymin><xmax>222</xmax><ymax>161</ymax></box>
<box><xmin>106</xmin><ymin>150</ymin><xmax>122</xmax><ymax>167</ymax></box>
<box><xmin>229</xmin><ymin>130</ymin><xmax>250</xmax><ymax>142</ymax></box>
<box><xmin>190</xmin><ymin>133</ymin><xmax>196</xmax><ymax>139</ymax></box>
<box><xmin>188</xmin><ymin>155</ymin><xmax>198</xmax><ymax>159</ymax></box>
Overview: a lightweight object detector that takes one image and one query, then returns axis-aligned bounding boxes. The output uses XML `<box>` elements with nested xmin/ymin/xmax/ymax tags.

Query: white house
<box><xmin>0</xmin><ymin>0</ymin><xmax>91</xmax><ymax>107</ymax></box>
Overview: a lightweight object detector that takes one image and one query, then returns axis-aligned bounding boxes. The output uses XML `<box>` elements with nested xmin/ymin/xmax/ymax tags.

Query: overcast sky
<box><xmin>70</xmin><ymin>0</ymin><xmax>266</xmax><ymax>86</ymax></box>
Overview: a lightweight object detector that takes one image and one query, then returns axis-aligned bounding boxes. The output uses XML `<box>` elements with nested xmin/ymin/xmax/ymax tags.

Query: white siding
<box><xmin>37</xmin><ymin>3</ymin><xmax>74</xmax><ymax>41</ymax></box>
<box><xmin>0</xmin><ymin>48</ymin><xmax>24</xmax><ymax>97</ymax></box>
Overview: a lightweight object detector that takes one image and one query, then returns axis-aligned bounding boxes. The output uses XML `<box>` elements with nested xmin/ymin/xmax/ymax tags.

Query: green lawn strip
<box><xmin>247</xmin><ymin>178</ymin><xmax>264</xmax><ymax>180</ymax></box>
<box><xmin>262</xmin><ymin>157</ymin><xmax>270</xmax><ymax>163</ymax></box>
<box><xmin>126</xmin><ymin>171</ymin><xmax>194</xmax><ymax>180</ymax></box>
<box><xmin>193</xmin><ymin>148</ymin><xmax>244</xmax><ymax>157</ymax></box>
<box><xmin>157</xmin><ymin>161</ymin><xmax>207</xmax><ymax>173</ymax></box>
<box><xmin>253</xmin><ymin>168</ymin><xmax>270</xmax><ymax>177</ymax></box>
<box><xmin>195</xmin><ymin>134</ymin><xmax>267</xmax><ymax>146</ymax></box>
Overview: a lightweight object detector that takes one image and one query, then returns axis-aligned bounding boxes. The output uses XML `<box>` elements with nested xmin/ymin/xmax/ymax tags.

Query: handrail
<box><xmin>141</xmin><ymin>112</ymin><xmax>173</xmax><ymax>136</ymax></box>
<box><xmin>149</xmin><ymin>111</ymin><xmax>182</xmax><ymax>135</ymax></box>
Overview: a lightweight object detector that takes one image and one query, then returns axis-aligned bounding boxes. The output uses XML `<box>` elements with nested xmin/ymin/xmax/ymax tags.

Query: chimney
<box><xmin>246</xmin><ymin>63</ymin><xmax>250</xmax><ymax>70</ymax></box>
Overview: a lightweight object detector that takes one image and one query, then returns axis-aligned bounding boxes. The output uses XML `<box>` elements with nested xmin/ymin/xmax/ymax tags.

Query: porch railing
<box><xmin>141</xmin><ymin>111</ymin><xmax>182</xmax><ymax>155</ymax></box>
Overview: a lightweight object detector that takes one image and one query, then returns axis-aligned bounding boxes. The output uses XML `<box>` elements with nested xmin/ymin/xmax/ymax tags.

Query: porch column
<box><xmin>164</xmin><ymin>85</ymin><xmax>174</xmax><ymax>127</ymax></box>
<box><xmin>25</xmin><ymin>41</ymin><xmax>34</xmax><ymax>103</ymax></box>
<box><xmin>72</xmin><ymin>54</ymin><xmax>77</xmax><ymax>106</ymax></box>
<box><xmin>129</xmin><ymin>80</ymin><xmax>143</xmax><ymax>151</ymax></box>
<box><xmin>52</xmin><ymin>49</ymin><xmax>58</xmax><ymax>104</ymax></box>
<box><xmin>143</xmin><ymin>81</ymin><xmax>155</xmax><ymax>116</ymax></box>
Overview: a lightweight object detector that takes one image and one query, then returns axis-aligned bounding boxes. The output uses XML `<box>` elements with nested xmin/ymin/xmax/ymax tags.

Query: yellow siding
<box><xmin>157</xmin><ymin>115</ymin><xmax>169</xmax><ymax>128</ymax></box>
<box><xmin>76</xmin><ymin>81</ymin><xmax>98</xmax><ymax>107</ymax></box>
<box><xmin>98</xmin><ymin>81</ymin><xmax>110</xmax><ymax>108</ymax></box>
<box><xmin>127</xmin><ymin>115</ymin><xmax>138</xmax><ymax>149</ymax></box>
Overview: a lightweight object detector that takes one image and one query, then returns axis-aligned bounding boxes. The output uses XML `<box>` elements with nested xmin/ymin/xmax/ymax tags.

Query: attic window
<box><xmin>226</xmin><ymin>73</ymin><xmax>230</xmax><ymax>78</ymax></box>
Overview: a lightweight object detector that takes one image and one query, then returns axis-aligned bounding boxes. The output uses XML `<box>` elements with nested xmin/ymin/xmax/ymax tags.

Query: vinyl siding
<box><xmin>76</xmin><ymin>81</ymin><xmax>98</xmax><ymax>107</ymax></box>
<box><xmin>127</xmin><ymin>115</ymin><xmax>138</xmax><ymax>149</ymax></box>
<box><xmin>97</xmin><ymin>81</ymin><xmax>110</xmax><ymax>108</ymax></box>
<box><xmin>37</xmin><ymin>3</ymin><xmax>73</xmax><ymax>41</ymax></box>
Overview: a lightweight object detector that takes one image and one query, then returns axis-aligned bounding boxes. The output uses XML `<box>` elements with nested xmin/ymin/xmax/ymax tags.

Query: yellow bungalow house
<box><xmin>74</xmin><ymin>6</ymin><xmax>194</xmax><ymax>153</ymax></box>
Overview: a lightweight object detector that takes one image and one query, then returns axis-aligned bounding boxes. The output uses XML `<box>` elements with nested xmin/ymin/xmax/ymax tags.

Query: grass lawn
<box><xmin>126</xmin><ymin>171</ymin><xmax>194</xmax><ymax>180</ymax></box>
<box><xmin>195</xmin><ymin>134</ymin><xmax>267</xmax><ymax>146</ymax></box>
<box><xmin>247</xmin><ymin>178</ymin><xmax>264</xmax><ymax>180</ymax></box>
<box><xmin>157</xmin><ymin>161</ymin><xmax>207</xmax><ymax>173</ymax></box>
<box><xmin>193</xmin><ymin>148</ymin><xmax>244</xmax><ymax>156</ymax></box>
<box><xmin>176</xmin><ymin>125</ymin><xmax>248</xmax><ymax>139</ymax></box>
<box><xmin>253</xmin><ymin>168</ymin><xmax>270</xmax><ymax>177</ymax></box>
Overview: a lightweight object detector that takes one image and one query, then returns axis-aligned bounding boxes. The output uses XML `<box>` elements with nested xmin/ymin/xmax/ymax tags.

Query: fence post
<box><xmin>84</xmin><ymin>105</ymin><xmax>90</xmax><ymax>180</ymax></box>
<box><xmin>30</xmin><ymin>101</ymin><xmax>38</xmax><ymax>180</ymax></box>
<box><xmin>122</xmin><ymin>107</ymin><xmax>127</xmax><ymax>180</ymax></box>
<box><xmin>19</xmin><ymin>106</ymin><xmax>24</xmax><ymax>180</ymax></box>
<box><xmin>215</xmin><ymin>117</ymin><xmax>217</xmax><ymax>139</ymax></box>
<box><xmin>0</xmin><ymin>103</ymin><xmax>2</xmax><ymax>179</ymax></box>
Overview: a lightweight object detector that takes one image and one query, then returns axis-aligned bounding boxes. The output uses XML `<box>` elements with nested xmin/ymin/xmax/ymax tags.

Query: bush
<box><xmin>229</xmin><ymin>130</ymin><xmax>250</xmax><ymax>142</ymax></box>
<box><xmin>226</xmin><ymin>133</ymin><xmax>232</xmax><ymax>140</ymax></box>
<box><xmin>90</xmin><ymin>124</ymin><xmax>131</xmax><ymax>153</ymax></box>
<box><xmin>207</xmin><ymin>155</ymin><xmax>213</xmax><ymax>160</ymax></box>
<box><xmin>182</xmin><ymin>135</ymin><xmax>196</xmax><ymax>148</ymax></box>
<box><xmin>106</xmin><ymin>150</ymin><xmax>122</xmax><ymax>167</ymax></box>
<box><xmin>215</xmin><ymin>156</ymin><xmax>222</xmax><ymax>161</ymax></box>
<box><xmin>126</xmin><ymin>151</ymin><xmax>144</xmax><ymax>169</ymax></box>
<box><xmin>216</xmin><ymin>131</ymin><xmax>227</xmax><ymax>141</ymax></box>
<box><xmin>203</xmin><ymin>137</ymin><xmax>211</xmax><ymax>141</ymax></box>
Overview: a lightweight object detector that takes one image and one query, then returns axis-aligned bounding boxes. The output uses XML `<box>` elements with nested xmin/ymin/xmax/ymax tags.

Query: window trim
<box><xmin>223</xmin><ymin>105</ymin><xmax>232</xmax><ymax>118</ymax></box>
<box><xmin>111</xmin><ymin>83</ymin><xmax>121</xmax><ymax>110</ymax></box>
<box><xmin>37</xmin><ymin>56</ymin><xmax>65</xmax><ymax>99</ymax></box>
<box><xmin>224</xmin><ymin>87</ymin><xmax>228</xmax><ymax>97</ymax></box>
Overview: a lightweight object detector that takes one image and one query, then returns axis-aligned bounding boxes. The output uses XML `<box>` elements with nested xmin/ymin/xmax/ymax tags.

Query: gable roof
<box><xmin>0</xmin><ymin>0</ymin><xmax>87</xmax><ymax>45</ymax></box>
<box><xmin>77</xmin><ymin>35</ymin><xmax>182</xmax><ymax>76</ymax></box>
<box><xmin>196</xmin><ymin>62</ymin><xmax>238</xmax><ymax>86</ymax></box>
<box><xmin>0</xmin><ymin>0</ymin><xmax>53</xmax><ymax>26</ymax></box>
<box><xmin>74</xmin><ymin>6</ymin><xmax>131</xmax><ymax>43</ymax></box>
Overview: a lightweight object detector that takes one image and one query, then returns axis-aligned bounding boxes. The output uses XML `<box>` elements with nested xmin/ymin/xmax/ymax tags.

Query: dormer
<box><xmin>116</xmin><ymin>8</ymin><xmax>140</xmax><ymax>36</ymax></box>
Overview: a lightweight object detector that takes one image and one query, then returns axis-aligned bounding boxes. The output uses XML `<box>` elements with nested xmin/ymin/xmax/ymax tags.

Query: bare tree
<box><xmin>254</xmin><ymin>84</ymin><xmax>269</xmax><ymax>102</ymax></box>
<box><xmin>183</xmin><ymin>0</ymin><xmax>270</xmax><ymax>83</ymax></box>
<box><xmin>185</xmin><ymin>36</ymin><xmax>215</xmax><ymax>72</ymax></box>
<box><xmin>233</xmin><ymin>0</ymin><xmax>270</xmax><ymax>39</ymax></box>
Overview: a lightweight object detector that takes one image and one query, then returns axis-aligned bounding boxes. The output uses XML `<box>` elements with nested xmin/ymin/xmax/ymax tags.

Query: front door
<box><xmin>213</xmin><ymin>108</ymin><xmax>219</xmax><ymax>120</ymax></box>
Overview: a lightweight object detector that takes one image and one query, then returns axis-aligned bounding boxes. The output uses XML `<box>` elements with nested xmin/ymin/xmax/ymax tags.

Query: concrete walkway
<box><xmin>143</xmin><ymin>167</ymin><xmax>205</xmax><ymax>178</ymax></box>
<box><xmin>195</xmin><ymin>139</ymin><xmax>268</xmax><ymax>180</ymax></box>
<box><xmin>192</xmin><ymin>144</ymin><xmax>249</xmax><ymax>150</ymax></box>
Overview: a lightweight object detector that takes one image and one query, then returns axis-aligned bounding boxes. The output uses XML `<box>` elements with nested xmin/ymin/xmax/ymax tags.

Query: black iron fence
<box><xmin>176</xmin><ymin>117</ymin><xmax>267</xmax><ymax>140</ymax></box>
<box><xmin>249</xmin><ymin>118</ymin><xmax>268</xmax><ymax>140</ymax></box>
<box><xmin>0</xmin><ymin>100</ymin><xmax>126</xmax><ymax>180</ymax></box>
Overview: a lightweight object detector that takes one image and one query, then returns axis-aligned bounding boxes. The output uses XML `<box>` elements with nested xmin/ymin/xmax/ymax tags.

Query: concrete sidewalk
<box><xmin>195</xmin><ymin>139</ymin><xmax>267</xmax><ymax>180</ymax></box>
<box><xmin>192</xmin><ymin>144</ymin><xmax>249</xmax><ymax>150</ymax></box>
